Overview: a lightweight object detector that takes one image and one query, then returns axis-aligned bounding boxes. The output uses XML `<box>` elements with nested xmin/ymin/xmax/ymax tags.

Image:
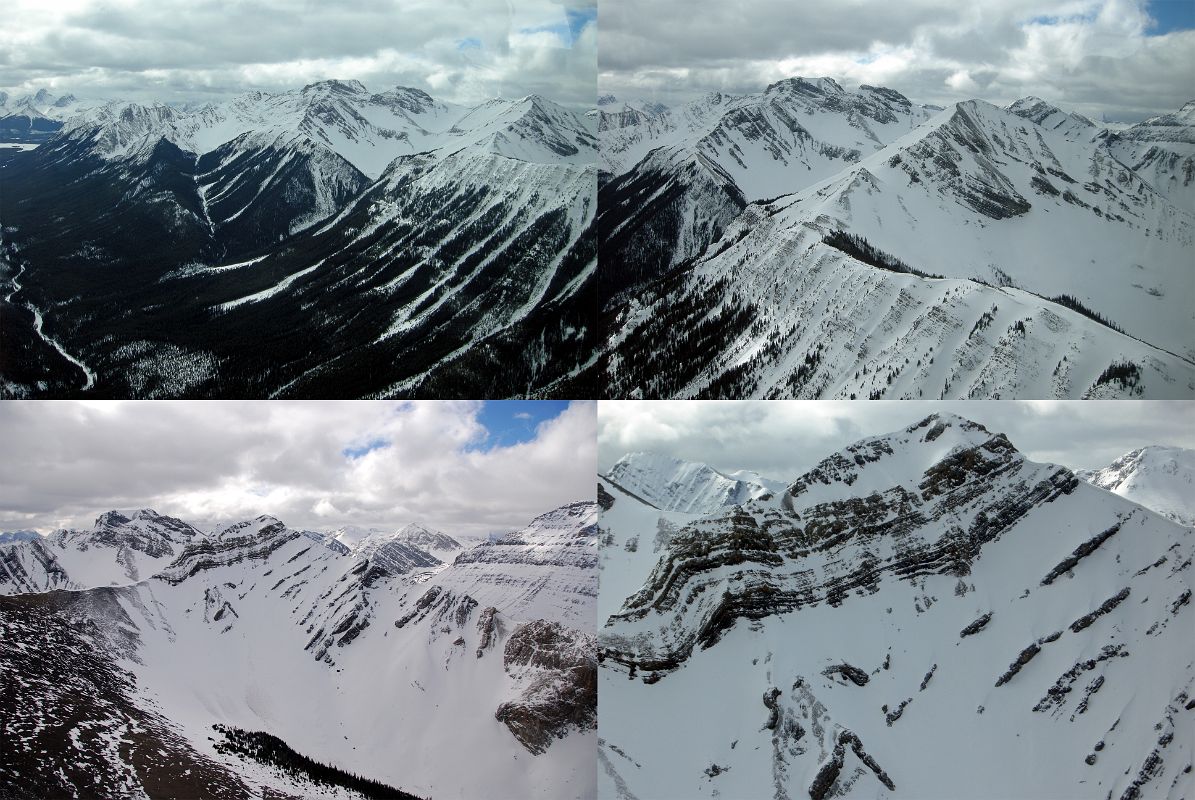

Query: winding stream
<box><xmin>2</xmin><ymin>253</ymin><xmax>96</xmax><ymax>392</ymax></box>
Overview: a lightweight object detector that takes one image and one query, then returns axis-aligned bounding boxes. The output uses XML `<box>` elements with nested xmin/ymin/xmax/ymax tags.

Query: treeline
<box><xmin>212</xmin><ymin>724</ymin><xmax>426</xmax><ymax>800</ymax></box>
<box><xmin>1048</xmin><ymin>294</ymin><xmax>1125</xmax><ymax>334</ymax></box>
<box><xmin>822</xmin><ymin>230</ymin><xmax>943</xmax><ymax>279</ymax></box>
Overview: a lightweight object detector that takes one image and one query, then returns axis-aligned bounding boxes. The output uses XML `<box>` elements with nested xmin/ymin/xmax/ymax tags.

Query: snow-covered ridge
<box><xmin>1</xmin><ymin>508</ymin><xmax>206</xmax><ymax>591</ymax></box>
<box><xmin>1078</xmin><ymin>445</ymin><xmax>1195</xmax><ymax>526</ymax></box>
<box><xmin>598</xmin><ymin>415</ymin><xmax>1194</xmax><ymax>799</ymax></box>
<box><xmin>1</xmin><ymin>499</ymin><xmax>599</xmax><ymax>798</ymax></box>
<box><xmin>55</xmin><ymin>81</ymin><xmax>596</xmax><ymax>178</ymax></box>
<box><xmin>2</xmin><ymin>79</ymin><xmax>598</xmax><ymax>400</ymax></box>
<box><xmin>604</xmin><ymin>451</ymin><xmax>785</xmax><ymax>515</ymax></box>
<box><xmin>603</xmin><ymin>80</ymin><xmax>1195</xmax><ymax>400</ymax></box>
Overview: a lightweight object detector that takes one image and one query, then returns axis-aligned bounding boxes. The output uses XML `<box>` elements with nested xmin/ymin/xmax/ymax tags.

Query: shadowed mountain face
<box><xmin>0</xmin><ymin>82</ymin><xmax>597</xmax><ymax>399</ymax></box>
<box><xmin>600</xmin><ymin>82</ymin><xmax>1195</xmax><ymax>400</ymax></box>
<box><xmin>598</xmin><ymin>413</ymin><xmax>1194</xmax><ymax>800</ymax></box>
<box><xmin>0</xmin><ymin>502</ymin><xmax>598</xmax><ymax>800</ymax></box>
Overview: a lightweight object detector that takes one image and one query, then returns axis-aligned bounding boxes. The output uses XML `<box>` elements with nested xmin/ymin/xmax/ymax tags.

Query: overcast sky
<box><xmin>1</xmin><ymin>0</ymin><xmax>596</xmax><ymax>107</ymax></box>
<box><xmin>600</xmin><ymin>0</ymin><xmax>1194</xmax><ymax>121</ymax></box>
<box><xmin>599</xmin><ymin>400</ymin><xmax>1195</xmax><ymax>479</ymax></box>
<box><xmin>0</xmin><ymin>400</ymin><xmax>595</xmax><ymax>537</ymax></box>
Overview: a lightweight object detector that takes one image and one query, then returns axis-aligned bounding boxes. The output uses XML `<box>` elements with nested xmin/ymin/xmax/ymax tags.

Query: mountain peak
<box><xmin>1079</xmin><ymin>445</ymin><xmax>1195</xmax><ymax>526</ymax></box>
<box><xmin>516</xmin><ymin>501</ymin><xmax>599</xmax><ymax>542</ymax></box>
<box><xmin>215</xmin><ymin>515</ymin><xmax>286</xmax><ymax>539</ymax></box>
<box><xmin>302</xmin><ymin>78</ymin><xmax>368</xmax><ymax>95</ymax></box>
<box><xmin>393</xmin><ymin>523</ymin><xmax>462</xmax><ymax>552</ymax></box>
<box><xmin>906</xmin><ymin>411</ymin><xmax>991</xmax><ymax>437</ymax></box>
<box><xmin>787</xmin><ymin>413</ymin><xmax>1017</xmax><ymax>504</ymax></box>
<box><xmin>764</xmin><ymin>76</ymin><xmax>845</xmax><ymax>96</ymax></box>
<box><xmin>370</xmin><ymin>86</ymin><xmax>436</xmax><ymax>114</ymax></box>
<box><xmin>606</xmin><ymin>453</ymin><xmax>782</xmax><ymax>515</ymax></box>
<box><xmin>93</xmin><ymin>510</ymin><xmax>132</xmax><ymax>528</ymax></box>
<box><xmin>1007</xmin><ymin>95</ymin><xmax>1095</xmax><ymax>132</ymax></box>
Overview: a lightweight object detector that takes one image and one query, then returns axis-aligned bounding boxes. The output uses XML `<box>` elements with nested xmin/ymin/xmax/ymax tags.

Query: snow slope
<box><xmin>0</xmin><ymin>502</ymin><xmax>597</xmax><ymax>799</ymax></box>
<box><xmin>599</xmin><ymin>413</ymin><xmax>1194</xmax><ymax>800</ymax></box>
<box><xmin>598</xmin><ymin>79</ymin><xmax>939</xmax><ymax>296</ymax></box>
<box><xmin>604</xmin><ymin>86</ymin><xmax>1195</xmax><ymax>400</ymax></box>
<box><xmin>1079</xmin><ymin>446</ymin><xmax>1195</xmax><ymax>527</ymax></box>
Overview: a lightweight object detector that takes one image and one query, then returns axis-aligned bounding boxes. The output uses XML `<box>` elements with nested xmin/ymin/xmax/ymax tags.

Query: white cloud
<box><xmin>2</xmin><ymin>0</ymin><xmax>597</xmax><ymax>108</ymax></box>
<box><xmin>0</xmin><ymin>400</ymin><xmax>597</xmax><ymax>537</ymax></box>
<box><xmin>599</xmin><ymin>0</ymin><xmax>1193</xmax><ymax>120</ymax></box>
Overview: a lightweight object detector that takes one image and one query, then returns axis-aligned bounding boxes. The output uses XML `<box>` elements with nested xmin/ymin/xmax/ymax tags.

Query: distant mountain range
<box><xmin>599</xmin><ymin>78</ymin><xmax>1195</xmax><ymax>399</ymax></box>
<box><xmin>597</xmin><ymin>414</ymin><xmax>1194</xmax><ymax>798</ymax></box>
<box><xmin>0</xmin><ymin>81</ymin><xmax>597</xmax><ymax>399</ymax></box>
<box><xmin>0</xmin><ymin>502</ymin><xmax>598</xmax><ymax>798</ymax></box>
<box><xmin>0</xmin><ymin>90</ymin><xmax>96</xmax><ymax>141</ymax></box>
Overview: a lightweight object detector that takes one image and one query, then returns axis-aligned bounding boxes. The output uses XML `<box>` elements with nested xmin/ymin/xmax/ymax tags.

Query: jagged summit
<box><xmin>764</xmin><ymin>75</ymin><xmax>845</xmax><ymax>95</ymax></box>
<box><xmin>214</xmin><ymin>514</ymin><xmax>286</xmax><ymax>539</ymax></box>
<box><xmin>784</xmin><ymin>413</ymin><xmax>1015</xmax><ymax>504</ymax></box>
<box><xmin>301</xmin><ymin>78</ymin><xmax>368</xmax><ymax>95</ymax></box>
<box><xmin>606</xmin><ymin>452</ymin><xmax>783</xmax><ymax>515</ymax></box>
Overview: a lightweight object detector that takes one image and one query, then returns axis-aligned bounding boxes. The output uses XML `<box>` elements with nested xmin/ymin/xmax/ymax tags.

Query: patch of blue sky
<box><xmin>342</xmin><ymin>438</ymin><xmax>390</xmax><ymax>459</ymax></box>
<box><xmin>456</xmin><ymin>37</ymin><xmax>482</xmax><ymax>50</ymax></box>
<box><xmin>1026</xmin><ymin>1</ymin><xmax>1191</xmax><ymax>34</ymax></box>
<box><xmin>1146</xmin><ymin>0</ymin><xmax>1194</xmax><ymax>34</ymax></box>
<box><xmin>469</xmin><ymin>400</ymin><xmax>571</xmax><ymax>451</ymax></box>
<box><xmin>520</xmin><ymin>6</ymin><xmax>595</xmax><ymax>45</ymax></box>
<box><xmin>1024</xmin><ymin>10</ymin><xmax>1097</xmax><ymax>26</ymax></box>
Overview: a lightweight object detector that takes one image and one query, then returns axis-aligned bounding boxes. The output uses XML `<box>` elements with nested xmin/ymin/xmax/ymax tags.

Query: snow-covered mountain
<box><xmin>0</xmin><ymin>501</ymin><xmax>598</xmax><ymax>799</ymax></box>
<box><xmin>598</xmin><ymin>413</ymin><xmax>1194</xmax><ymax>799</ymax></box>
<box><xmin>0</xmin><ymin>89</ymin><xmax>97</xmax><ymax>140</ymax></box>
<box><xmin>1078</xmin><ymin>445</ymin><xmax>1195</xmax><ymax>527</ymax></box>
<box><xmin>1101</xmin><ymin>100</ymin><xmax>1195</xmax><ymax>211</ymax></box>
<box><xmin>603</xmin><ymin>451</ymin><xmax>785</xmax><ymax>515</ymax></box>
<box><xmin>0</xmin><ymin>508</ymin><xmax>204</xmax><ymax>594</ymax></box>
<box><xmin>601</xmin><ymin>80</ymin><xmax>1195</xmax><ymax>400</ymax></box>
<box><xmin>598</xmin><ymin>79</ymin><xmax>940</xmax><ymax>297</ymax></box>
<box><xmin>391</xmin><ymin>523</ymin><xmax>463</xmax><ymax>556</ymax></box>
<box><xmin>328</xmin><ymin>522</ymin><xmax>461</xmax><ymax>557</ymax></box>
<box><xmin>0</xmin><ymin>81</ymin><xmax>597</xmax><ymax>399</ymax></box>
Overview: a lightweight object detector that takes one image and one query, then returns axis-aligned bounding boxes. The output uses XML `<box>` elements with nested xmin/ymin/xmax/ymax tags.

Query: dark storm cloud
<box><xmin>599</xmin><ymin>401</ymin><xmax>1195</xmax><ymax>481</ymax></box>
<box><xmin>599</xmin><ymin>0</ymin><xmax>1194</xmax><ymax>121</ymax></box>
<box><xmin>0</xmin><ymin>401</ymin><xmax>596</xmax><ymax>537</ymax></box>
<box><xmin>2</xmin><ymin>0</ymin><xmax>596</xmax><ymax>107</ymax></box>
